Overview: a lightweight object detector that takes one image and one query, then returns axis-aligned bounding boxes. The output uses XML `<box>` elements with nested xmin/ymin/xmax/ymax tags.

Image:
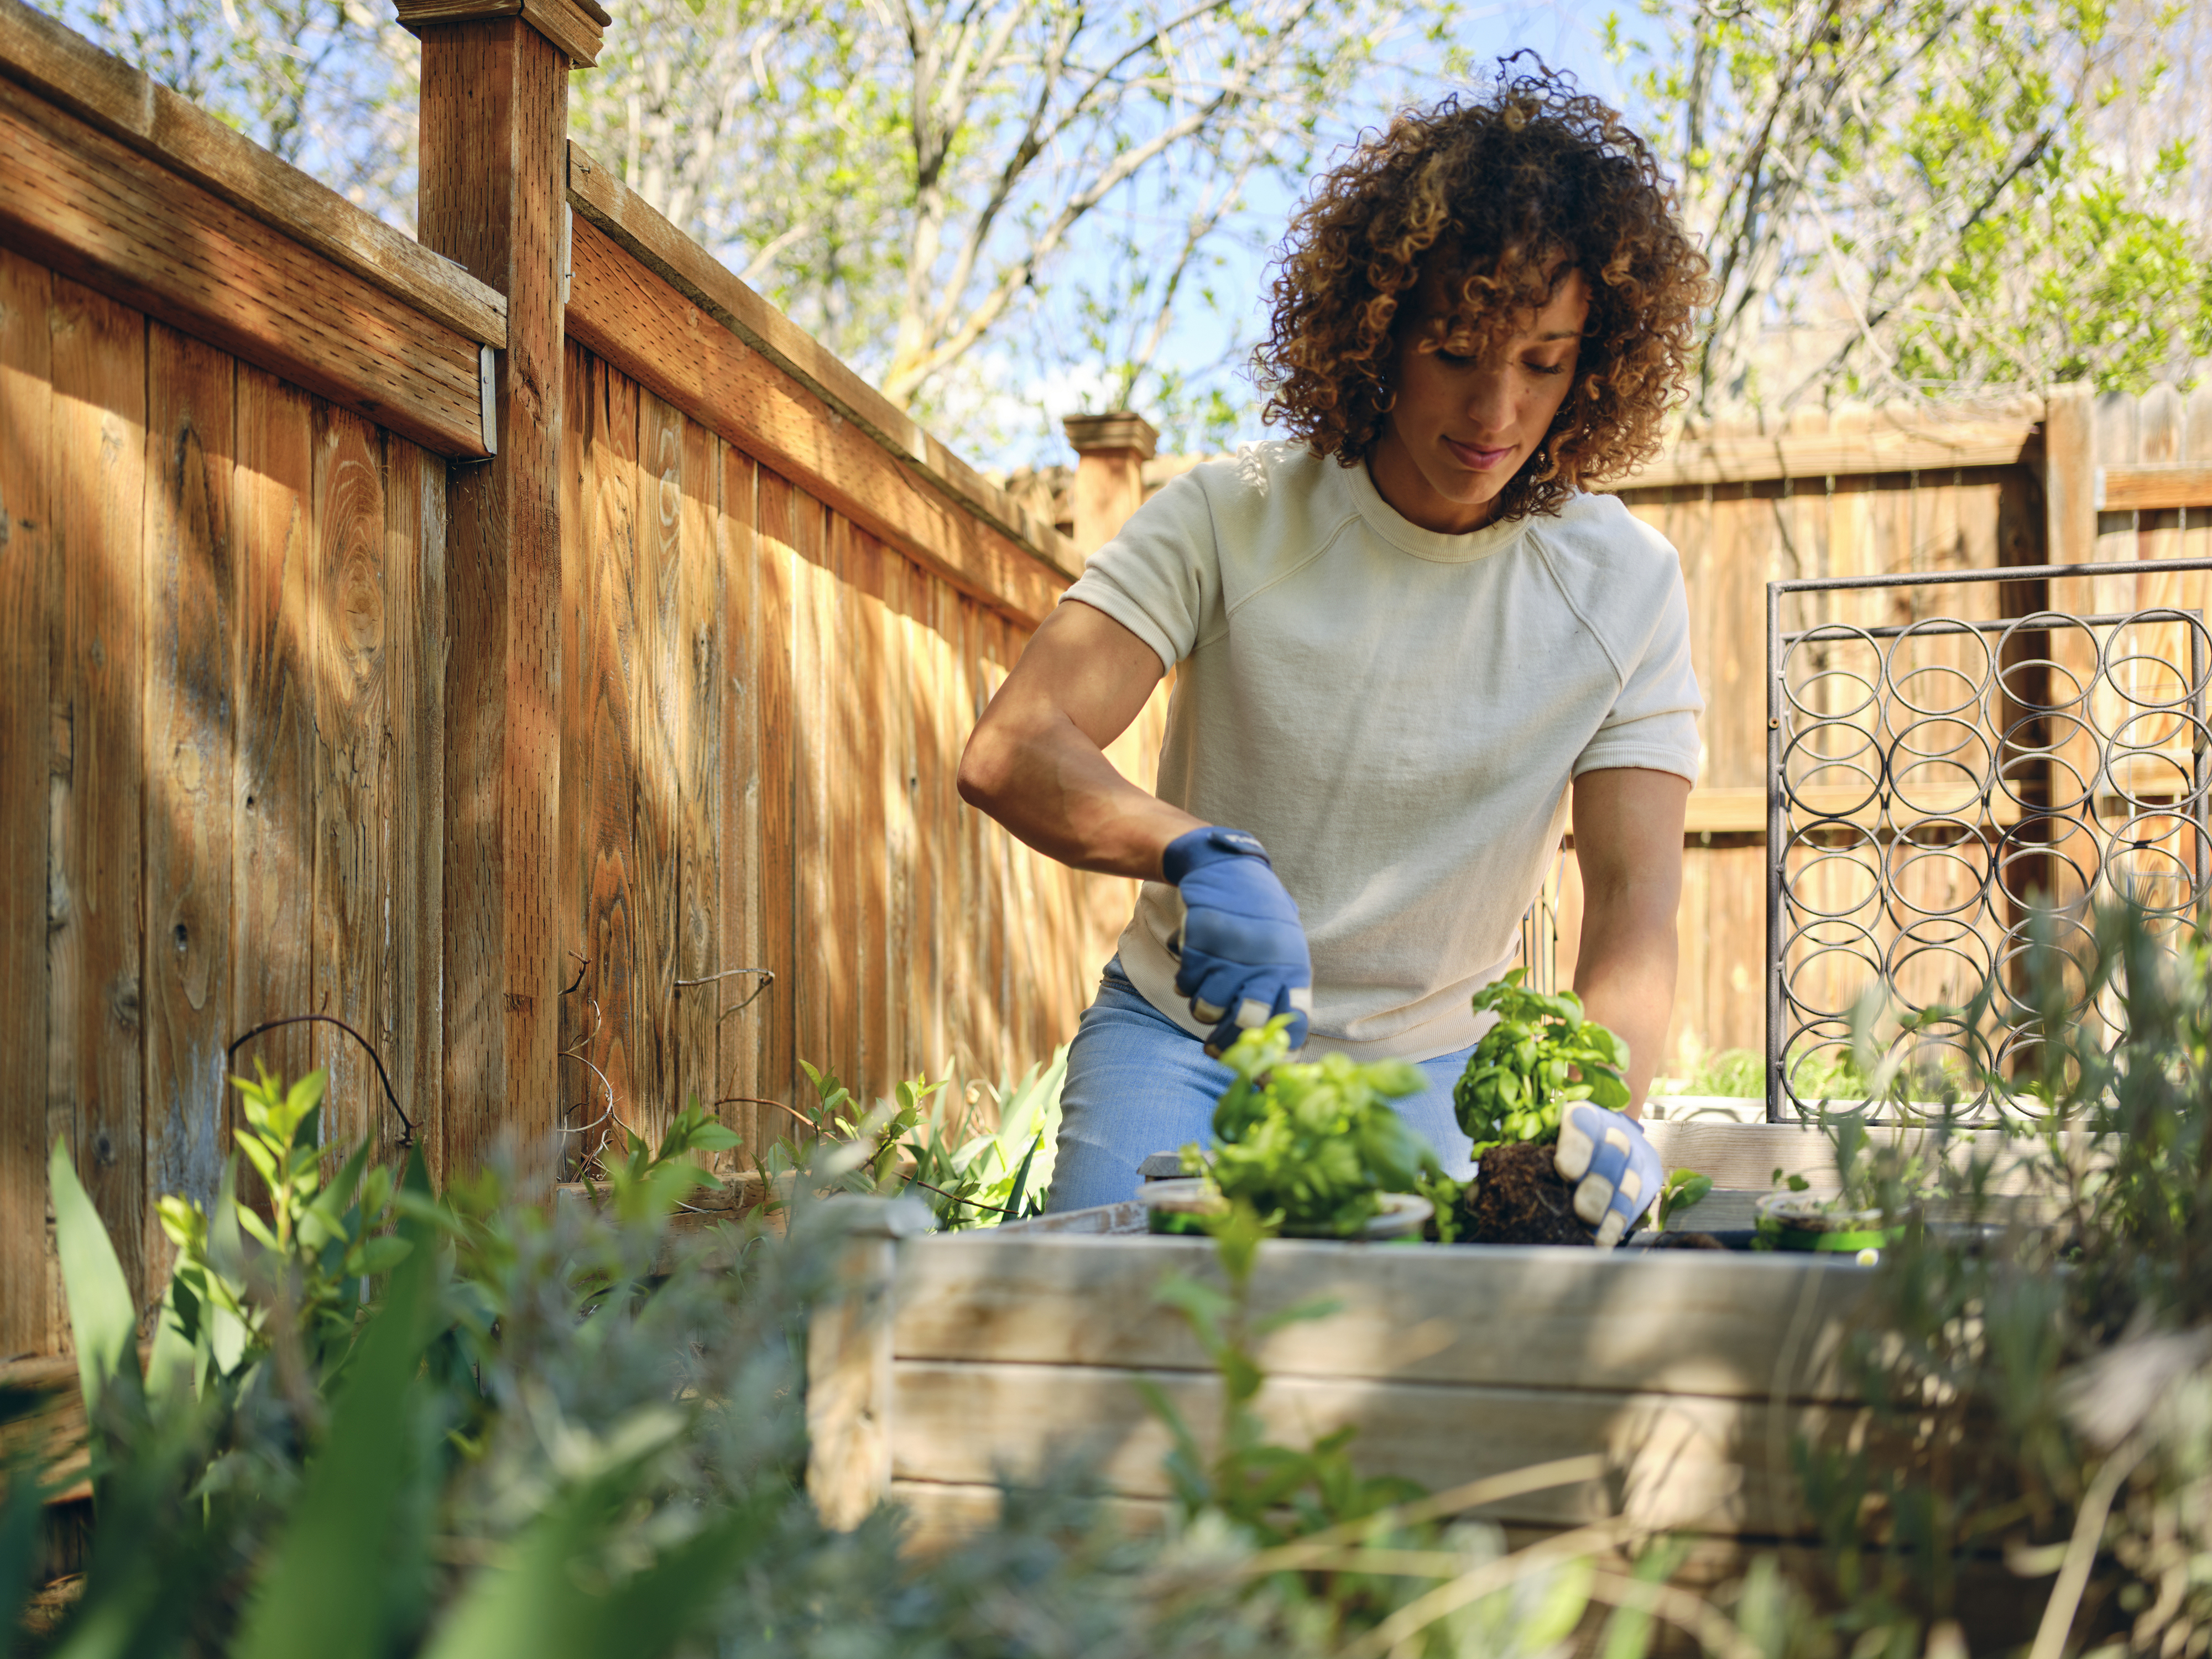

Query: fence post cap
<box><xmin>393</xmin><ymin>0</ymin><xmax>608</xmax><ymax>66</ymax></box>
<box><xmin>1062</xmin><ymin>410</ymin><xmax>1159</xmax><ymax>459</ymax></box>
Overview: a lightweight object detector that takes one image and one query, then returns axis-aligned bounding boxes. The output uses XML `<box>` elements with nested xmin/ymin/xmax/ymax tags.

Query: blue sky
<box><xmin>996</xmin><ymin>0</ymin><xmax>1640</xmax><ymax>467</ymax></box>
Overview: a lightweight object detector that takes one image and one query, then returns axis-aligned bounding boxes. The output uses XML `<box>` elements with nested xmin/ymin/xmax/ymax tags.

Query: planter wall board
<box><xmin>812</xmin><ymin>1228</ymin><xmax>1882</xmax><ymax>1553</ymax></box>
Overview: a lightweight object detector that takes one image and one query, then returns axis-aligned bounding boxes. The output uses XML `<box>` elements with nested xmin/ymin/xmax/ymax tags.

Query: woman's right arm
<box><xmin>956</xmin><ymin>598</ymin><xmax>1203</xmax><ymax>881</ymax></box>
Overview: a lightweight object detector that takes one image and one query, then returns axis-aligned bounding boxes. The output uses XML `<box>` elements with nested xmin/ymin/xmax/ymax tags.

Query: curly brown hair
<box><xmin>1255</xmin><ymin>58</ymin><xmax>1708</xmax><ymax>521</ymax></box>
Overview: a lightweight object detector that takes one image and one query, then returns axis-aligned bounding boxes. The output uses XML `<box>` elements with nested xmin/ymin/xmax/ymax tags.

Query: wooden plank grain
<box><xmin>420</xmin><ymin>14</ymin><xmax>566</xmax><ymax>1182</ymax></box>
<box><xmin>848</xmin><ymin>522</ymin><xmax>890</xmax><ymax>1098</ymax></box>
<box><xmin>394</xmin><ymin>0</ymin><xmax>609</xmax><ymax>69</ymax></box>
<box><xmin>1615</xmin><ymin>416</ymin><xmax>2041</xmax><ymax>491</ymax></box>
<box><xmin>891</xmin><ymin>1357</ymin><xmax>1837</xmax><ymax>1537</ymax></box>
<box><xmin>142</xmin><ymin>321</ymin><xmax>233</xmax><ymax>1286</ymax></box>
<box><xmin>806</xmin><ymin>1234</ymin><xmax>895</xmax><ymax>1529</ymax></box>
<box><xmin>675</xmin><ymin>411</ymin><xmax>718</xmax><ymax>1123</ymax></box>
<box><xmin>555</xmin><ymin>337</ymin><xmax>593</xmax><ymax>1167</ymax></box>
<box><xmin>887</xmin><ymin>554</ymin><xmax>932</xmax><ymax>1082</ymax></box>
<box><xmin>562</xmin><ymin>216</ymin><xmax>1065</xmax><ymax>629</ymax></box>
<box><xmin>0</xmin><ymin>76</ymin><xmax>487</xmax><ymax>458</ymax></box>
<box><xmin>0</xmin><ymin>0</ymin><xmax>505</xmax><ymax>349</ymax></box>
<box><xmin>713</xmin><ymin>444</ymin><xmax>760</xmax><ymax>1149</ymax></box>
<box><xmin>916</xmin><ymin>576</ymin><xmax>954</xmax><ymax>1080</ymax></box>
<box><xmin>790</xmin><ymin>494</ymin><xmax>838</xmax><ymax>1096</ymax></box>
<box><xmin>310</xmin><ymin>403</ymin><xmax>388</xmax><ymax>1163</ymax></box>
<box><xmin>582</xmin><ymin>356</ymin><xmax>640</xmax><ymax>1155</ymax></box>
<box><xmin>0</xmin><ymin>246</ymin><xmax>55</xmax><ymax>1356</ymax></box>
<box><xmin>891</xmin><ymin>1233</ymin><xmax>1870</xmax><ymax>1400</ymax></box>
<box><xmin>228</xmin><ymin>364</ymin><xmax>316</xmax><ymax>1113</ymax></box>
<box><xmin>382</xmin><ymin>437</ymin><xmax>445</xmax><ymax>1173</ymax></box>
<box><xmin>752</xmin><ymin>468</ymin><xmax>798</xmax><ymax>1117</ymax></box>
<box><xmin>632</xmin><ymin>388</ymin><xmax>684</xmax><ymax>1141</ymax></box>
<box><xmin>820</xmin><ymin>509</ymin><xmax>862</xmax><ymax>1097</ymax></box>
<box><xmin>48</xmin><ymin>276</ymin><xmax>147</xmax><ymax>1305</ymax></box>
<box><xmin>2099</xmin><ymin>463</ymin><xmax>2212</xmax><ymax>513</ymax></box>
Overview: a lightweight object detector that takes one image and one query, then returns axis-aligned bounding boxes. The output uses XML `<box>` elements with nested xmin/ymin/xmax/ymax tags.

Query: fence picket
<box><xmin>0</xmin><ymin>247</ymin><xmax>55</xmax><ymax>1356</ymax></box>
<box><xmin>142</xmin><ymin>321</ymin><xmax>233</xmax><ymax>1288</ymax></box>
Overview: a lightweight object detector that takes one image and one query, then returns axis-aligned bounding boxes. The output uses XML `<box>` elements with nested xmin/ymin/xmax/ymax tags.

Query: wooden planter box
<box><xmin>806</xmin><ymin>1119</ymin><xmax>2053</xmax><ymax>1566</ymax></box>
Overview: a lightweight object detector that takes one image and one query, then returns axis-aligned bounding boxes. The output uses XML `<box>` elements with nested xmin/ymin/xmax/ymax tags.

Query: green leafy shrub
<box><xmin>1452</xmin><ymin>971</ymin><xmax>1629</xmax><ymax>1156</ymax></box>
<box><xmin>21</xmin><ymin>1065</ymin><xmax>1362</xmax><ymax>1658</ymax></box>
<box><xmin>15</xmin><ymin>1057</ymin><xmax>1791</xmax><ymax>1659</ymax></box>
<box><xmin>1190</xmin><ymin>1020</ymin><xmax>1437</xmax><ymax>1237</ymax></box>
<box><xmin>749</xmin><ymin>1047</ymin><xmax>1066</xmax><ymax>1229</ymax></box>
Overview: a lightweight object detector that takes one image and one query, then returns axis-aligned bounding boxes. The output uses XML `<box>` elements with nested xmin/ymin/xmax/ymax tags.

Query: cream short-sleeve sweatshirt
<box><xmin>1061</xmin><ymin>441</ymin><xmax>1705</xmax><ymax>1063</ymax></box>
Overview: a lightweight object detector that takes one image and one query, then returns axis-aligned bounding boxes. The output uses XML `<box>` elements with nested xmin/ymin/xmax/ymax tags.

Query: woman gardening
<box><xmin>958</xmin><ymin>61</ymin><xmax>1711</xmax><ymax>1243</ymax></box>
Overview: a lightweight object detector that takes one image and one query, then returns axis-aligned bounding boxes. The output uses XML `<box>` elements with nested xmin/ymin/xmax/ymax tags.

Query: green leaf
<box><xmin>144</xmin><ymin>1274</ymin><xmax>197</xmax><ymax>1405</ymax></box>
<box><xmin>50</xmin><ymin>1138</ymin><xmax>139</xmax><ymax>1418</ymax></box>
<box><xmin>349</xmin><ymin>1235</ymin><xmax>415</xmax><ymax>1277</ymax></box>
<box><xmin>1588</xmin><ymin>1072</ymin><xmax>1631</xmax><ymax>1110</ymax></box>
<box><xmin>233</xmin><ymin>1240</ymin><xmax>439</xmax><ymax>1659</ymax></box>
<box><xmin>1657</xmin><ymin>1170</ymin><xmax>1714</xmax><ymax>1233</ymax></box>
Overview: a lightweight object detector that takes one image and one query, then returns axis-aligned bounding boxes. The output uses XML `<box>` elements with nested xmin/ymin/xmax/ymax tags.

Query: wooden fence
<box><xmin>0</xmin><ymin>0</ymin><xmax>1156</xmax><ymax>1359</ymax></box>
<box><xmin>1070</xmin><ymin>390</ymin><xmax>2212</xmax><ymax>1076</ymax></box>
<box><xmin>1564</xmin><ymin>388</ymin><xmax>2212</xmax><ymax>1073</ymax></box>
<box><xmin>7</xmin><ymin>0</ymin><xmax>2210</xmax><ymax>1361</ymax></box>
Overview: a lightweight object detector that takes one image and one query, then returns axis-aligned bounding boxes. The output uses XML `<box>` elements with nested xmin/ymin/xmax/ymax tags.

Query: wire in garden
<box><xmin>673</xmin><ymin>964</ymin><xmax>775</xmax><ymax>1021</ymax></box>
<box><xmin>227</xmin><ymin>1014</ymin><xmax>413</xmax><ymax>1149</ymax></box>
<box><xmin>557</xmin><ymin>953</ymin><xmax>636</xmax><ymax>1183</ymax></box>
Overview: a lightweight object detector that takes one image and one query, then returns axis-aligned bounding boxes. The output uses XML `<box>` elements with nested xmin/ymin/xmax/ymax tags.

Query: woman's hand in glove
<box><xmin>1554</xmin><ymin>1102</ymin><xmax>1661</xmax><ymax>1248</ymax></box>
<box><xmin>1164</xmin><ymin>826</ymin><xmax>1313</xmax><ymax>1056</ymax></box>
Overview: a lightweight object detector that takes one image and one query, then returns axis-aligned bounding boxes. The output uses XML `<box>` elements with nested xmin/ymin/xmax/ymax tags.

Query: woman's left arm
<box><xmin>1569</xmin><ymin>766</ymin><xmax>1690</xmax><ymax>1116</ymax></box>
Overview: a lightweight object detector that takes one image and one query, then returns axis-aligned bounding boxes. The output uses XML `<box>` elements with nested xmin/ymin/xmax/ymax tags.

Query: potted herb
<box><xmin>1447</xmin><ymin>972</ymin><xmax>1707</xmax><ymax>1247</ymax></box>
<box><xmin>1151</xmin><ymin>1019</ymin><xmax>1437</xmax><ymax>1239</ymax></box>
<box><xmin>1446</xmin><ymin>971</ymin><xmax>1632</xmax><ymax>1244</ymax></box>
<box><xmin>1753</xmin><ymin>1114</ymin><xmax>1915</xmax><ymax>1257</ymax></box>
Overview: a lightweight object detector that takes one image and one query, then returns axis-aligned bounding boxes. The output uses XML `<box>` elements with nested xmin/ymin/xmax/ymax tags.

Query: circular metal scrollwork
<box><xmin>1773</xmin><ymin>598</ymin><xmax>2211</xmax><ymax>1122</ymax></box>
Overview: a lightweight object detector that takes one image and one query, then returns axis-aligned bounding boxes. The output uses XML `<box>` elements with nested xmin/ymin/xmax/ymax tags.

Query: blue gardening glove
<box><xmin>1555</xmin><ymin>1102</ymin><xmax>1661</xmax><ymax>1249</ymax></box>
<box><xmin>1163</xmin><ymin>826</ymin><xmax>1313</xmax><ymax>1056</ymax></box>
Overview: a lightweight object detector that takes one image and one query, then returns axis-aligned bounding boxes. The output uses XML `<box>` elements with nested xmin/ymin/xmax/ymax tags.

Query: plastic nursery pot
<box><xmin>1142</xmin><ymin>1180</ymin><xmax>1433</xmax><ymax>1241</ymax></box>
<box><xmin>1754</xmin><ymin>1189</ymin><xmax>1905</xmax><ymax>1254</ymax></box>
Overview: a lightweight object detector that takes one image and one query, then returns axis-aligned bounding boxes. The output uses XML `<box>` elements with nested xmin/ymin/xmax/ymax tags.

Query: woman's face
<box><xmin>1366</xmin><ymin>265</ymin><xmax>1590</xmax><ymax>535</ymax></box>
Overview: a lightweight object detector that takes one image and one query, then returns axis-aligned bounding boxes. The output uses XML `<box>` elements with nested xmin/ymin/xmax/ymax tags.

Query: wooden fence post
<box><xmin>1063</xmin><ymin>411</ymin><xmax>1157</xmax><ymax>560</ymax></box>
<box><xmin>399</xmin><ymin>0</ymin><xmax>605</xmax><ymax>1182</ymax></box>
<box><xmin>2044</xmin><ymin>383</ymin><xmax>2098</xmax><ymax>570</ymax></box>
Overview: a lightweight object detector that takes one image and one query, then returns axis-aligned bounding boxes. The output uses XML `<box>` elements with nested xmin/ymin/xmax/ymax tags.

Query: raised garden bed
<box><xmin>808</xmin><ymin>1118</ymin><xmax>2056</xmax><ymax>1580</ymax></box>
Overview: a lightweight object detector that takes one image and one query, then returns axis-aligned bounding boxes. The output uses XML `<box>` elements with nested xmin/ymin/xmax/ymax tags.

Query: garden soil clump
<box><xmin>1462</xmin><ymin>1142</ymin><xmax>1594</xmax><ymax>1246</ymax></box>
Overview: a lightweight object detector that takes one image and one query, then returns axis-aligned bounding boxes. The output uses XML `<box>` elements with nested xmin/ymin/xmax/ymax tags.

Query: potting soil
<box><xmin>1460</xmin><ymin>1141</ymin><xmax>1595</xmax><ymax>1246</ymax></box>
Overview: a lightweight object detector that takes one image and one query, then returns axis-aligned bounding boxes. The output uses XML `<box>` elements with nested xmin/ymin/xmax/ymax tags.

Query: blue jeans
<box><xmin>1048</xmin><ymin>959</ymin><xmax>1479</xmax><ymax>1213</ymax></box>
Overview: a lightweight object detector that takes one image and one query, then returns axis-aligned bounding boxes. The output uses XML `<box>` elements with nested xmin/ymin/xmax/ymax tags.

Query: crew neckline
<box><xmin>1340</xmin><ymin>453</ymin><xmax>1533</xmax><ymax>564</ymax></box>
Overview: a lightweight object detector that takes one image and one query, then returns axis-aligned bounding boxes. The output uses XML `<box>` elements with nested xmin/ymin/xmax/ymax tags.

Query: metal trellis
<box><xmin>1766</xmin><ymin>557</ymin><xmax>2212</xmax><ymax>1122</ymax></box>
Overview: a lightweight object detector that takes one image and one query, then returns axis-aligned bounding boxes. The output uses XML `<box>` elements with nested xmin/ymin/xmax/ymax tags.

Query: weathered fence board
<box><xmin>0</xmin><ymin>75</ymin><xmax>489</xmax><ymax>458</ymax></box>
<box><xmin>229</xmin><ymin>365</ymin><xmax>317</xmax><ymax>1126</ymax></box>
<box><xmin>50</xmin><ymin>275</ymin><xmax>149</xmax><ymax>1305</ymax></box>
<box><xmin>142</xmin><ymin>322</ymin><xmax>233</xmax><ymax>1289</ymax></box>
<box><xmin>0</xmin><ymin>247</ymin><xmax>55</xmax><ymax>1359</ymax></box>
<box><xmin>2</xmin><ymin>240</ymin><xmax>465</xmax><ymax>1346</ymax></box>
<box><xmin>0</xmin><ymin>0</ymin><xmax>505</xmax><ymax>351</ymax></box>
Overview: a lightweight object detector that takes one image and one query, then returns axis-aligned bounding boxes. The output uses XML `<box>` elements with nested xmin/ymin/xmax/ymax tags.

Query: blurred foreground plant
<box><xmin>1779</xmin><ymin>902</ymin><xmax>2212</xmax><ymax>1655</ymax></box>
<box><xmin>17</xmin><ymin>1058</ymin><xmax>1536</xmax><ymax>1659</ymax></box>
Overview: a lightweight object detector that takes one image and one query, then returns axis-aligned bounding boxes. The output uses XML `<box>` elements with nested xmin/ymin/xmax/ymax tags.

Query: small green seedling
<box><xmin>1656</xmin><ymin>1168</ymin><xmax>1713</xmax><ymax>1232</ymax></box>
